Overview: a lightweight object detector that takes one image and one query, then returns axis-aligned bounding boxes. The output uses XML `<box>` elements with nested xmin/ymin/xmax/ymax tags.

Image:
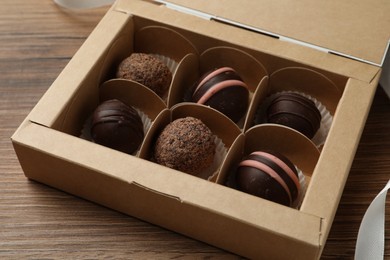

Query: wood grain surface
<box><xmin>1</xmin><ymin>1</ymin><xmax>389</xmax><ymax>259</ymax></box>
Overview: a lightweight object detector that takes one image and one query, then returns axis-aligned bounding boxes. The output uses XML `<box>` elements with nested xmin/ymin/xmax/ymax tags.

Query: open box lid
<box><xmin>154</xmin><ymin>0</ymin><xmax>390</xmax><ymax>66</ymax></box>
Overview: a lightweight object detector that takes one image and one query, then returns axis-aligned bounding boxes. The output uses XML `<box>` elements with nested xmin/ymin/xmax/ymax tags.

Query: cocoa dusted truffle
<box><xmin>265</xmin><ymin>92</ymin><xmax>321</xmax><ymax>139</ymax></box>
<box><xmin>154</xmin><ymin>117</ymin><xmax>215</xmax><ymax>176</ymax></box>
<box><xmin>116</xmin><ymin>53</ymin><xmax>172</xmax><ymax>98</ymax></box>
<box><xmin>235</xmin><ymin>150</ymin><xmax>300</xmax><ymax>207</ymax></box>
<box><xmin>91</xmin><ymin>99</ymin><xmax>144</xmax><ymax>154</ymax></box>
<box><xmin>191</xmin><ymin>67</ymin><xmax>249</xmax><ymax>123</ymax></box>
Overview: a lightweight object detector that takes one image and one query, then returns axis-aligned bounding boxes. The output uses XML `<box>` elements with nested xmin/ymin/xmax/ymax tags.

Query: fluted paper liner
<box><xmin>139</xmin><ymin>108</ymin><xmax>171</xmax><ymax>160</ymax></box>
<box><xmin>79</xmin><ymin>79</ymin><xmax>166</xmax><ymax>156</ymax></box>
<box><xmin>255</xmin><ymin>91</ymin><xmax>333</xmax><ymax>147</ymax></box>
<box><xmin>80</xmin><ymin>107</ymin><xmax>150</xmax><ymax>157</ymax></box>
<box><xmin>141</xmin><ymin>103</ymin><xmax>241</xmax><ymax>180</ymax></box>
<box><xmin>135</xmin><ymin>26</ymin><xmax>198</xmax><ymax>101</ymax></box>
<box><xmin>100</xmin><ymin>79</ymin><xmax>166</xmax><ymax>120</ymax></box>
<box><xmin>184</xmin><ymin>46</ymin><xmax>268</xmax><ymax>127</ymax></box>
<box><xmin>217</xmin><ymin>124</ymin><xmax>320</xmax><ymax>208</ymax></box>
<box><xmin>97</xmin><ymin>25</ymin><xmax>198</xmax><ymax>101</ymax></box>
<box><xmin>246</xmin><ymin>66</ymin><xmax>341</xmax><ymax>146</ymax></box>
<box><xmin>268</xmin><ymin>67</ymin><xmax>342</xmax><ymax>115</ymax></box>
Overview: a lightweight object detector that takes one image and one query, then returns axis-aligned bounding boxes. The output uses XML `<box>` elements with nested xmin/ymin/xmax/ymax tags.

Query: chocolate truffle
<box><xmin>91</xmin><ymin>99</ymin><xmax>144</xmax><ymax>154</ymax></box>
<box><xmin>154</xmin><ymin>117</ymin><xmax>215</xmax><ymax>176</ymax></box>
<box><xmin>266</xmin><ymin>92</ymin><xmax>321</xmax><ymax>139</ymax></box>
<box><xmin>116</xmin><ymin>53</ymin><xmax>172</xmax><ymax>98</ymax></box>
<box><xmin>191</xmin><ymin>67</ymin><xmax>249</xmax><ymax>123</ymax></box>
<box><xmin>235</xmin><ymin>150</ymin><xmax>300</xmax><ymax>206</ymax></box>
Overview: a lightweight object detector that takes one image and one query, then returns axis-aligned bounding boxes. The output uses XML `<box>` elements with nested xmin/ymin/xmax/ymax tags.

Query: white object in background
<box><xmin>53</xmin><ymin>0</ymin><xmax>115</xmax><ymax>9</ymax></box>
<box><xmin>380</xmin><ymin>44</ymin><xmax>390</xmax><ymax>98</ymax></box>
<box><xmin>355</xmin><ymin>180</ymin><xmax>390</xmax><ymax>260</ymax></box>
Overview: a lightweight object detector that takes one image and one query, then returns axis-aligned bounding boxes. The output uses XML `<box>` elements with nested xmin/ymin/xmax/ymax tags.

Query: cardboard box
<box><xmin>380</xmin><ymin>51</ymin><xmax>390</xmax><ymax>98</ymax></box>
<box><xmin>11</xmin><ymin>0</ymin><xmax>390</xmax><ymax>259</ymax></box>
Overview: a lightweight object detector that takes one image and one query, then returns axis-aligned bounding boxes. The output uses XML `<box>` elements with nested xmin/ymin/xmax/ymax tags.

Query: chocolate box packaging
<box><xmin>12</xmin><ymin>0</ymin><xmax>390</xmax><ymax>259</ymax></box>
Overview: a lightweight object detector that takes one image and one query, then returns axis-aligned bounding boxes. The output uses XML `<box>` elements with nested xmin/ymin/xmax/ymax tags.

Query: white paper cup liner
<box><xmin>150</xmin><ymin>54</ymin><xmax>179</xmax><ymax>75</ymax></box>
<box><xmin>309</xmin><ymin>95</ymin><xmax>332</xmax><ymax>147</ymax></box>
<box><xmin>80</xmin><ymin>106</ymin><xmax>151</xmax><ymax>156</ymax></box>
<box><xmin>255</xmin><ymin>91</ymin><xmax>333</xmax><ymax>147</ymax></box>
<box><xmin>150</xmin><ymin>54</ymin><xmax>178</xmax><ymax>102</ymax></box>
<box><xmin>292</xmin><ymin>166</ymin><xmax>307</xmax><ymax>209</ymax></box>
<box><xmin>196</xmin><ymin>135</ymin><xmax>227</xmax><ymax>180</ymax></box>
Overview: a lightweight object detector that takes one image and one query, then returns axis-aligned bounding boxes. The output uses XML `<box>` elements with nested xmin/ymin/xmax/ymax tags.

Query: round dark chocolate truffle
<box><xmin>91</xmin><ymin>99</ymin><xmax>144</xmax><ymax>154</ymax></box>
<box><xmin>266</xmin><ymin>92</ymin><xmax>321</xmax><ymax>139</ymax></box>
<box><xmin>235</xmin><ymin>150</ymin><xmax>300</xmax><ymax>206</ymax></box>
<box><xmin>116</xmin><ymin>53</ymin><xmax>172</xmax><ymax>98</ymax></box>
<box><xmin>191</xmin><ymin>67</ymin><xmax>249</xmax><ymax>123</ymax></box>
<box><xmin>154</xmin><ymin>117</ymin><xmax>216</xmax><ymax>176</ymax></box>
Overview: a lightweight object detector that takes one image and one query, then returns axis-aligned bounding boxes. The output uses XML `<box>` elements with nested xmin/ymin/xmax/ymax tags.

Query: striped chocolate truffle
<box><xmin>266</xmin><ymin>92</ymin><xmax>321</xmax><ymax>139</ymax></box>
<box><xmin>192</xmin><ymin>67</ymin><xmax>249</xmax><ymax>123</ymax></box>
<box><xmin>91</xmin><ymin>99</ymin><xmax>144</xmax><ymax>154</ymax></box>
<box><xmin>235</xmin><ymin>151</ymin><xmax>300</xmax><ymax>206</ymax></box>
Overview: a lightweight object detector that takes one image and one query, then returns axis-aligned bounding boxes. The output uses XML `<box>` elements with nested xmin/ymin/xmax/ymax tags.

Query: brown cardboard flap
<box><xmin>167</xmin><ymin>53</ymin><xmax>199</xmax><ymax>107</ymax></box>
<box><xmin>12</xmin><ymin>121</ymin><xmax>322</xmax><ymax>249</ymax></box>
<box><xmin>27</xmin><ymin>9</ymin><xmax>132</xmax><ymax>130</ymax></box>
<box><xmin>268</xmin><ymin>67</ymin><xmax>341</xmax><ymax>115</ymax></box>
<box><xmin>199</xmin><ymin>46</ymin><xmax>268</xmax><ymax>90</ymax></box>
<box><xmin>114</xmin><ymin>0</ymin><xmax>381</xmax><ymax>84</ymax></box>
<box><xmin>244</xmin><ymin>124</ymin><xmax>320</xmax><ymax>177</ymax></box>
<box><xmin>134</xmin><ymin>25</ymin><xmax>198</xmax><ymax>61</ymax></box>
<box><xmin>301</xmin><ymin>75</ymin><xmax>380</xmax><ymax>247</ymax></box>
<box><xmin>158</xmin><ymin>0</ymin><xmax>390</xmax><ymax>65</ymax></box>
<box><xmin>100</xmin><ymin>79</ymin><xmax>167</xmax><ymax>119</ymax></box>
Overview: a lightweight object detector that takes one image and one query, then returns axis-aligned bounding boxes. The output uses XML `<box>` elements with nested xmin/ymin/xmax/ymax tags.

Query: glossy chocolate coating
<box><xmin>266</xmin><ymin>92</ymin><xmax>321</xmax><ymax>139</ymax></box>
<box><xmin>154</xmin><ymin>117</ymin><xmax>215</xmax><ymax>176</ymax></box>
<box><xmin>235</xmin><ymin>151</ymin><xmax>300</xmax><ymax>206</ymax></box>
<box><xmin>91</xmin><ymin>99</ymin><xmax>144</xmax><ymax>154</ymax></box>
<box><xmin>116</xmin><ymin>53</ymin><xmax>172</xmax><ymax>98</ymax></box>
<box><xmin>192</xmin><ymin>67</ymin><xmax>249</xmax><ymax>123</ymax></box>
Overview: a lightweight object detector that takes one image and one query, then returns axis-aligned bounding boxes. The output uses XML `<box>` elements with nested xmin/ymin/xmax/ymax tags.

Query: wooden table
<box><xmin>1</xmin><ymin>1</ymin><xmax>389</xmax><ymax>259</ymax></box>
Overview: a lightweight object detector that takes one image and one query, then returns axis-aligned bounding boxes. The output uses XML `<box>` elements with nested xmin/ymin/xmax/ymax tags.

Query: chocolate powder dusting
<box><xmin>116</xmin><ymin>53</ymin><xmax>172</xmax><ymax>98</ymax></box>
<box><xmin>154</xmin><ymin>117</ymin><xmax>216</xmax><ymax>176</ymax></box>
